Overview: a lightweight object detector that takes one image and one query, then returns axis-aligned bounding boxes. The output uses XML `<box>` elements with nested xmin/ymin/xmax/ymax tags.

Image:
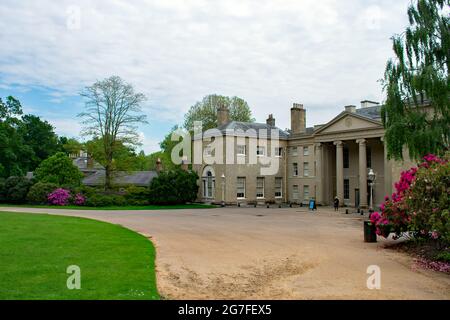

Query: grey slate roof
<box><xmin>83</xmin><ymin>170</ymin><xmax>158</xmax><ymax>187</ymax></box>
<box><xmin>199</xmin><ymin>121</ymin><xmax>290</xmax><ymax>140</ymax></box>
<box><xmin>356</xmin><ymin>105</ymin><xmax>383</xmax><ymax>121</ymax></box>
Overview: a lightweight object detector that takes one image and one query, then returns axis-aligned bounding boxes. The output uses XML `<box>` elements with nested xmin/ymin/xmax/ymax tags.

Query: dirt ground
<box><xmin>1</xmin><ymin>206</ymin><xmax>449</xmax><ymax>300</ymax></box>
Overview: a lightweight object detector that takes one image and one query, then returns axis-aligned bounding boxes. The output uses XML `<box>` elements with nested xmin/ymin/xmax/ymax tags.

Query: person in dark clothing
<box><xmin>333</xmin><ymin>197</ymin><xmax>340</xmax><ymax>211</ymax></box>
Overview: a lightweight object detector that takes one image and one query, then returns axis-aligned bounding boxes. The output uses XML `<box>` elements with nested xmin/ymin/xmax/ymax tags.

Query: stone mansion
<box><xmin>192</xmin><ymin>101</ymin><xmax>417</xmax><ymax>208</ymax></box>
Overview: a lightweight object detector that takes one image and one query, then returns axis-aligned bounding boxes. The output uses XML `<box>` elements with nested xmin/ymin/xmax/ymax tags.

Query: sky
<box><xmin>0</xmin><ymin>0</ymin><xmax>412</xmax><ymax>154</ymax></box>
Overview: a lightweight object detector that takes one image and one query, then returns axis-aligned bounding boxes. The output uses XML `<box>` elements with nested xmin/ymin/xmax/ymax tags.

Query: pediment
<box><xmin>315</xmin><ymin>113</ymin><xmax>382</xmax><ymax>135</ymax></box>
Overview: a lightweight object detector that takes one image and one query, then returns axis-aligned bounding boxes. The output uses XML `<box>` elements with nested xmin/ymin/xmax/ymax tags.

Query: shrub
<box><xmin>73</xmin><ymin>193</ymin><xmax>86</xmax><ymax>206</ymax></box>
<box><xmin>84</xmin><ymin>194</ymin><xmax>126</xmax><ymax>207</ymax></box>
<box><xmin>1</xmin><ymin>176</ymin><xmax>33</xmax><ymax>204</ymax></box>
<box><xmin>372</xmin><ymin>153</ymin><xmax>449</xmax><ymax>245</ymax></box>
<box><xmin>26</xmin><ymin>182</ymin><xmax>58</xmax><ymax>204</ymax></box>
<box><xmin>34</xmin><ymin>152</ymin><xmax>84</xmax><ymax>186</ymax></box>
<box><xmin>149</xmin><ymin>169</ymin><xmax>199</xmax><ymax>205</ymax></box>
<box><xmin>48</xmin><ymin>188</ymin><xmax>71</xmax><ymax>206</ymax></box>
<box><xmin>125</xmin><ymin>186</ymin><xmax>150</xmax><ymax>205</ymax></box>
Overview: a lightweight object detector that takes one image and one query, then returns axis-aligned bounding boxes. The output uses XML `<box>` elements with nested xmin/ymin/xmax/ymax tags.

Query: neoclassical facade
<box><xmin>192</xmin><ymin>101</ymin><xmax>416</xmax><ymax>208</ymax></box>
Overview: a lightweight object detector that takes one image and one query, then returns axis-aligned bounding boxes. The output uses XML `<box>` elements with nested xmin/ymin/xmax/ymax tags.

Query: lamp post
<box><xmin>221</xmin><ymin>174</ymin><xmax>225</xmax><ymax>207</ymax></box>
<box><xmin>368</xmin><ymin>168</ymin><xmax>376</xmax><ymax>212</ymax></box>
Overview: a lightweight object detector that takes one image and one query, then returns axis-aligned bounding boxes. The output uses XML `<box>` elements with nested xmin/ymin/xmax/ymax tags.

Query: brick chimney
<box><xmin>291</xmin><ymin>103</ymin><xmax>306</xmax><ymax>135</ymax></box>
<box><xmin>360</xmin><ymin>100</ymin><xmax>380</xmax><ymax>109</ymax></box>
<box><xmin>266</xmin><ymin>114</ymin><xmax>276</xmax><ymax>127</ymax></box>
<box><xmin>156</xmin><ymin>158</ymin><xmax>162</xmax><ymax>173</ymax></box>
<box><xmin>217</xmin><ymin>104</ymin><xmax>230</xmax><ymax>126</ymax></box>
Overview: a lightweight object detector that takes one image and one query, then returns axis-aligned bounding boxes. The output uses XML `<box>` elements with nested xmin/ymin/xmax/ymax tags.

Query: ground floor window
<box><xmin>275</xmin><ymin>178</ymin><xmax>283</xmax><ymax>198</ymax></box>
<box><xmin>344</xmin><ymin>179</ymin><xmax>350</xmax><ymax>200</ymax></box>
<box><xmin>237</xmin><ymin>177</ymin><xmax>246</xmax><ymax>199</ymax></box>
<box><xmin>293</xmin><ymin>185</ymin><xmax>299</xmax><ymax>200</ymax></box>
<box><xmin>202</xmin><ymin>169</ymin><xmax>215</xmax><ymax>199</ymax></box>
<box><xmin>303</xmin><ymin>185</ymin><xmax>310</xmax><ymax>200</ymax></box>
<box><xmin>256</xmin><ymin>177</ymin><xmax>265</xmax><ymax>198</ymax></box>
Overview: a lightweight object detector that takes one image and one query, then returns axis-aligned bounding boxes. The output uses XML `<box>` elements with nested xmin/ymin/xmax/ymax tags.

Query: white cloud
<box><xmin>0</xmin><ymin>0</ymin><xmax>411</xmax><ymax>131</ymax></box>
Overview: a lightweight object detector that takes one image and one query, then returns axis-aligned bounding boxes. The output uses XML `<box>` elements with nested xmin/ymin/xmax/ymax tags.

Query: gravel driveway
<box><xmin>1</xmin><ymin>206</ymin><xmax>449</xmax><ymax>300</ymax></box>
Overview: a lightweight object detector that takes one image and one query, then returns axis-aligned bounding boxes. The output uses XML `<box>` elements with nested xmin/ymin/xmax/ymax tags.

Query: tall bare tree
<box><xmin>78</xmin><ymin>76</ymin><xmax>148</xmax><ymax>189</ymax></box>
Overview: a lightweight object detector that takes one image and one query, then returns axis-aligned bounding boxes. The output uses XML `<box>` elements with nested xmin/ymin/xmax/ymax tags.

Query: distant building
<box><xmin>70</xmin><ymin>151</ymin><xmax>158</xmax><ymax>187</ymax></box>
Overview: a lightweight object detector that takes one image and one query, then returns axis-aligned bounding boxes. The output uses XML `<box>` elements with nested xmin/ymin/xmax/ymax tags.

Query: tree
<box><xmin>85</xmin><ymin>137</ymin><xmax>143</xmax><ymax>172</ymax></box>
<box><xmin>382</xmin><ymin>0</ymin><xmax>449</xmax><ymax>161</ymax></box>
<box><xmin>59</xmin><ymin>137</ymin><xmax>84</xmax><ymax>156</ymax></box>
<box><xmin>78</xmin><ymin>76</ymin><xmax>148</xmax><ymax>189</ymax></box>
<box><xmin>17</xmin><ymin>115</ymin><xmax>60</xmax><ymax>170</ymax></box>
<box><xmin>149</xmin><ymin>169</ymin><xmax>199</xmax><ymax>205</ymax></box>
<box><xmin>34</xmin><ymin>152</ymin><xmax>84</xmax><ymax>186</ymax></box>
<box><xmin>0</xmin><ymin>96</ymin><xmax>33</xmax><ymax>177</ymax></box>
<box><xmin>0</xmin><ymin>96</ymin><xmax>23</xmax><ymax>120</ymax></box>
<box><xmin>183</xmin><ymin>94</ymin><xmax>254</xmax><ymax>131</ymax></box>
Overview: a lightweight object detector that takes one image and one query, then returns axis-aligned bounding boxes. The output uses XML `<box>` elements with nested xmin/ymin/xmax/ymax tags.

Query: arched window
<box><xmin>202</xmin><ymin>166</ymin><xmax>215</xmax><ymax>199</ymax></box>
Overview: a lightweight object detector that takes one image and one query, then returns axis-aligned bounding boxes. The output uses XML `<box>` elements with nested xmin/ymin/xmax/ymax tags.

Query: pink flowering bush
<box><xmin>73</xmin><ymin>193</ymin><xmax>86</xmax><ymax>206</ymax></box>
<box><xmin>372</xmin><ymin>153</ymin><xmax>449</xmax><ymax>245</ymax></box>
<box><xmin>47</xmin><ymin>188</ymin><xmax>71</xmax><ymax>206</ymax></box>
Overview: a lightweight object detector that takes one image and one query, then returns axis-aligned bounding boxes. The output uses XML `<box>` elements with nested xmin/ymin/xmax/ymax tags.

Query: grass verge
<box><xmin>0</xmin><ymin>212</ymin><xmax>159</xmax><ymax>299</ymax></box>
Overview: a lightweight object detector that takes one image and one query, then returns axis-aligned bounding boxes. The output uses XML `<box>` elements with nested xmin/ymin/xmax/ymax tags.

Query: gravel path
<box><xmin>1</xmin><ymin>206</ymin><xmax>449</xmax><ymax>300</ymax></box>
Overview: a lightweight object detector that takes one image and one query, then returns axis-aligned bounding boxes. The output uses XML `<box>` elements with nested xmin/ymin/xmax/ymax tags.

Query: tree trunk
<box><xmin>105</xmin><ymin>164</ymin><xmax>111</xmax><ymax>191</ymax></box>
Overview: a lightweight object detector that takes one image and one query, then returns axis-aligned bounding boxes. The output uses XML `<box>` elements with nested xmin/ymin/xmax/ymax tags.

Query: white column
<box><xmin>315</xmin><ymin>143</ymin><xmax>324</xmax><ymax>204</ymax></box>
<box><xmin>357</xmin><ymin>139</ymin><xmax>368</xmax><ymax>208</ymax></box>
<box><xmin>334</xmin><ymin>141</ymin><xmax>344</xmax><ymax>205</ymax></box>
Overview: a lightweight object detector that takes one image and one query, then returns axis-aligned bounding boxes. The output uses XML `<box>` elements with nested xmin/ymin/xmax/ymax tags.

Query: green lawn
<box><xmin>0</xmin><ymin>212</ymin><xmax>159</xmax><ymax>300</ymax></box>
<box><xmin>0</xmin><ymin>203</ymin><xmax>217</xmax><ymax>210</ymax></box>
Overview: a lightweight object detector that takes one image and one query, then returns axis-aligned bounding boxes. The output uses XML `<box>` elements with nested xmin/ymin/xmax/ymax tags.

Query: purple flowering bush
<box><xmin>73</xmin><ymin>193</ymin><xmax>86</xmax><ymax>206</ymax></box>
<box><xmin>371</xmin><ymin>153</ymin><xmax>449</xmax><ymax>246</ymax></box>
<box><xmin>47</xmin><ymin>188</ymin><xmax>71</xmax><ymax>206</ymax></box>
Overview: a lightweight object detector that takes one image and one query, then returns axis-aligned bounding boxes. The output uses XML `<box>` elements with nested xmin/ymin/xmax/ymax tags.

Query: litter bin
<box><xmin>364</xmin><ymin>221</ymin><xmax>377</xmax><ymax>243</ymax></box>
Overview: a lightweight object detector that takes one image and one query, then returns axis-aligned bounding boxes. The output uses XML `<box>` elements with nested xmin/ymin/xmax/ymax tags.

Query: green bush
<box><xmin>34</xmin><ymin>152</ymin><xmax>84</xmax><ymax>186</ymax></box>
<box><xmin>85</xmin><ymin>193</ymin><xmax>127</xmax><ymax>207</ymax></box>
<box><xmin>435</xmin><ymin>252</ymin><xmax>450</xmax><ymax>263</ymax></box>
<box><xmin>26</xmin><ymin>182</ymin><xmax>58</xmax><ymax>204</ymax></box>
<box><xmin>1</xmin><ymin>176</ymin><xmax>33</xmax><ymax>204</ymax></box>
<box><xmin>149</xmin><ymin>169</ymin><xmax>199</xmax><ymax>205</ymax></box>
<box><xmin>125</xmin><ymin>186</ymin><xmax>150</xmax><ymax>206</ymax></box>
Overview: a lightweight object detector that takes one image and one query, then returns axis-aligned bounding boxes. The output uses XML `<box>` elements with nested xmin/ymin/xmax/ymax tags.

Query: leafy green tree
<box><xmin>382</xmin><ymin>0</ymin><xmax>449</xmax><ymax>160</ymax></box>
<box><xmin>183</xmin><ymin>94</ymin><xmax>254</xmax><ymax>131</ymax></box>
<box><xmin>149</xmin><ymin>169</ymin><xmax>199</xmax><ymax>205</ymax></box>
<box><xmin>17</xmin><ymin>115</ymin><xmax>60</xmax><ymax>170</ymax></box>
<box><xmin>0</xmin><ymin>176</ymin><xmax>33</xmax><ymax>204</ymax></box>
<box><xmin>34</xmin><ymin>152</ymin><xmax>84</xmax><ymax>186</ymax></box>
<box><xmin>85</xmin><ymin>137</ymin><xmax>143</xmax><ymax>172</ymax></box>
<box><xmin>0</xmin><ymin>97</ymin><xmax>33</xmax><ymax>177</ymax></box>
<box><xmin>78</xmin><ymin>76</ymin><xmax>148</xmax><ymax>189</ymax></box>
<box><xmin>59</xmin><ymin>137</ymin><xmax>84</xmax><ymax>156</ymax></box>
<box><xmin>0</xmin><ymin>96</ymin><xmax>23</xmax><ymax>120</ymax></box>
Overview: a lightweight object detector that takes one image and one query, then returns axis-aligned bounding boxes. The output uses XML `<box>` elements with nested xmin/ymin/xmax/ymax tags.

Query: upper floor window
<box><xmin>343</xmin><ymin>147</ymin><xmax>349</xmax><ymax>169</ymax></box>
<box><xmin>303</xmin><ymin>146</ymin><xmax>309</xmax><ymax>156</ymax></box>
<box><xmin>366</xmin><ymin>146</ymin><xmax>372</xmax><ymax>169</ymax></box>
<box><xmin>303</xmin><ymin>162</ymin><xmax>310</xmax><ymax>177</ymax></box>
<box><xmin>257</xmin><ymin>146</ymin><xmax>266</xmax><ymax>157</ymax></box>
<box><xmin>204</xmin><ymin>145</ymin><xmax>213</xmax><ymax>157</ymax></box>
<box><xmin>275</xmin><ymin>147</ymin><xmax>283</xmax><ymax>157</ymax></box>
<box><xmin>293</xmin><ymin>163</ymin><xmax>299</xmax><ymax>177</ymax></box>
<box><xmin>291</xmin><ymin>147</ymin><xmax>298</xmax><ymax>156</ymax></box>
<box><xmin>237</xmin><ymin>145</ymin><xmax>246</xmax><ymax>156</ymax></box>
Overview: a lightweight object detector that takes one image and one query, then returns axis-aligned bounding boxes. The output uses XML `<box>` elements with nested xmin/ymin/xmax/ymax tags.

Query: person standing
<box><xmin>333</xmin><ymin>197</ymin><xmax>340</xmax><ymax>211</ymax></box>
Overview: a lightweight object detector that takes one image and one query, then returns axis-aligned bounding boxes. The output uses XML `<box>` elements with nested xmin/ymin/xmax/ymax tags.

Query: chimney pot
<box><xmin>266</xmin><ymin>114</ymin><xmax>276</xmax><ymax>127</ymax></box>
<box><xmin>156</xmin><ymin>158</ymin><xmax>162</xmax><ymax>173</ymax></box>
<box><xmin>345</xmin><ymin>105</ymin><xmax>356</xmax><ymax>113</ymax></box>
